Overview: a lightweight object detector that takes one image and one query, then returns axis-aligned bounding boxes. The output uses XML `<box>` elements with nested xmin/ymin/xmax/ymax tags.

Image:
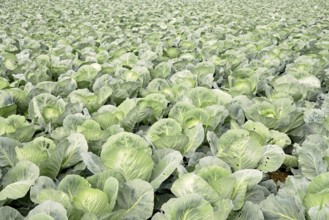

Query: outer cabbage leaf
<box><xmin>153</xmin><ymin>135</ymin><xmax>189</xmax><ymax>152</ymax></box>
<box><xmin>183</xmin><ymin>108</ymin><xmax>210</xmax><ymax>129</ymax></box>
<box><xmin>232</xmin><ymin>201</ymin><xmax>264</xmax><ymax>220</ymax></box>
<box><xmin>195</xmin><ymin>156</ymin><xmax>232</xmax><ymax>173</ymax></box>
<box><xmin>304</xmin><ymin>193</ymin><xmax>329</xmax><ymax>211</ymax></box>
<box><xmin>34</xmin><ymin>188</ymin><xmax>72</xmax><ymax>212</ymax></box>
<box><xmin>121</xmin><ymin>105</ymin><xmax>153</xmax><ymax>132</ymax></box>
<box><xmin>170</xmin><ymin>70</ymin><xmax>196</xmax><ymax>88</ymax></box>
<box><xmin>218</xmin><ymin>136</ymin><xmax>263</xmax><ymax>171</ymax></box>
<box><xmin>0</xmin><ymin>90</ymin><xmax>17</xmax><ymax>117</ymax></box>
<box><xmin>190</xmin><ymin>62</ymin><xmax>215</xmax><ymax>88</ymax></box>
<box><xmin>138</xmin><ymin>93</ymin><xmax>168</xmax><ymax>118</ymax></box>
<box><xmin>298</xmin><ymin>135</ymin><xmax>328</xmax><ymax>180</ymax></box>
<box><xmin>183</xmin><ymin>123</ymin><xmax>204</xmax><ymax>156</ymax></box>
<box><xmin>188</xmin><ymin>87</ymin><xmax>219</xmax><ymax>108</ymax></box>
<box><xmin>168</xmin><ymin>102</ymin><xmax>194</xmax><ymax>127</ymax></box>
<box><xmin>30</xmin><ymin>176</ymin><xmax>56</xmax><ymax>202</ymax></box>
<box><xmin>58</xmin><ymin>175</ymin><xmax>91</xmax><ymax>200</ymax></box>
<box><xmin>27</xmin><ymin>201</ymin><xmax>68</xmax><ymax>220</ymax></box>
<box><xmin>27</xmin><ymin>213</ymin><xmax>54</xmax><ymax>220</ymax></box>
<box><xmin>151</xmin><ymin>61</ymin><xmax>172</xmax><ymax>79</ymax></box>
<box><xmin>0</xmin><ymin>137</ymin><xmax>20</xmax><ymax>167</ymax></box>
<box><xmin>147</xmin><ymin>118</ymin><xmax>183</xmax><ymax>142</ymax></box>
<box><xmin>268</xmin><ymin>130</ymin><xmax>291</xmax><ymax>148</ymax></box>
<box><xmin>76</xmin><ymin>119</ymin><xmax>106</xmax><ymax>141</ymax></box>
<box><xmin>69</xmin><ymin>88</ymin><xmax>112</xmax><ymax>113</ymax></box>
<box><xmin>100</xmin><ymin>146</ymin><xmax>154</xmax><ymax>181</ymax></box>
<box><xmin>16</xmin><ymin>137</ymin><xmax>56</xmax><ymax>166</ymax></box>
<box><xmin>0</xmin><ymin>115</ymin><xmax>35</xmax><ymax>142</ymax></box>
<box><xmin>153</xmin><ymin>194</ymin><xmax>214</xmax><ymax>220</ymax></box>
<box><xmin>0</xmin><ymin>206</ymin><xmax>24</xmax><ymax>220</ymax></box>
<box><xmin>118</xmin><ymin>53</ymin><xmax>139</xmax><ymax>68</ymax></box>
<box><xmin>103</xmin><ymin>177</ymin><xmax>119</xmax><ymax>211</ymax></box>
<box><xmin>257</xmin><ymin>145</ymin><xmax>285</xmax><ymax>173</ymax></box>
<box><xmin>73</xmin><ymin>64</ymin><xmax>101</xmax><ymax>88</ymax></box>
<box><xmin>115</xmin><ymin>179</ymin><xmax>154</xmax><ymax>220</ymax></box>
<box><xmin>73</xmin><ymin>188</ymin><xmax>111</xmax><ymax>217</ymax></box>
<box><xmin>61</xmin><ymin>133</ymin><xmax>88</xmax><ymax>169</ymax></box>
<box><xmin>205</xmin><ymin>105</ymin><xmax>229</xmax><ymax>130</ymax></box>
<box><xmin>308</xmin><ymin>206</ymin><xmax>329</xmax><ymax>220</ymax></box>
<box><xmin>230</xmin><ymin>169</ymin><xmax>263</xmax><ymax>210</ymax></box>
<box><xmin>171</xmin><ymin>173</ymin><xmax>221</xmax><ymax>204</ymax></box>
<box><xmin>87</xmin><ymin>170</ymin><xmax>125</xmax><ymax>190</ymax></box>
<box><xmin>81</xmin><ymin>152</ymin><xmax>106</xmax><ymax>174</ymax></box>
<box><xmin>0</xmin><ymin>160</ymin><xmax>39</xmax><ymax>200</ymax></box>
<box><xmin>102</xmin><ymin>132</ymin><xmax>150</xmax><ymax>154</ymax></box>
<box><xmin>304</xmin><ymin>172</ymin><xmax>329</xmax><ymax>210</ymax></box>
<box><xmin>81</xmin><ymin>213</ymin><xmax>98</xmax><ymax>220</ymax></box>
<box><xmin>213</xmin><ymin>199</ymin><xmax>234</xmax><ymax>220</ymax></box>
<box><xmin>277</xmin><ymin>176</ymin><xmax>309</xmax><ymax>202</ymax></box>
<box><xmin>307</xmin><ymin>172</ymin><xmax>329</xmax><ymax>194</ymax></box>
<box><xmin>151</xmin><ymin>149</ymin><xmax>183</xmax><ymax>189</ymax></box>
<box><xmin>196</xmin><ymin>166</ymin><xmax>235</xmax><ymax>199</ymax></box>
<box><xmin>242</xmin><ymin>120</ymin><xmax>270</xmax><ymax>145</ymax></box>
<box><xmin>16</xmin><ymin>137</ymin><xmax>67</xmax><ymax>178</ymax></box>
<box><xmin>260</xmin><ymin>195</ymin><xmax>306</xmax><ymax>220</ymax></box>
<box><xmin>92</xmin><ymin>109</ymin><xmax>122</xmax><ymax>130</ymax></box>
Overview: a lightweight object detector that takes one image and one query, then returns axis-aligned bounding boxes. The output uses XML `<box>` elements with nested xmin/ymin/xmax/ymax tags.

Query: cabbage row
<box><xmin>1</xmin><ymin>0</ymin><xmax>329</xmax><ymax>219</ymax></box>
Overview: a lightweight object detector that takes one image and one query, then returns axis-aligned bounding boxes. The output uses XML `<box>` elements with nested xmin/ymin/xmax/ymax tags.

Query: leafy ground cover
<box><xmin>1</xmin><ymin>0</ymin><xmax>329</xmax><ymax>219</ymax></box>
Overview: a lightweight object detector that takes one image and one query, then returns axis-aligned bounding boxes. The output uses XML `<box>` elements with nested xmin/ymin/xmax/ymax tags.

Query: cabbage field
<box><xmin>1</xmin><ymin>0</ymin><xmax>329</xmax><ymax>219</ymax></box>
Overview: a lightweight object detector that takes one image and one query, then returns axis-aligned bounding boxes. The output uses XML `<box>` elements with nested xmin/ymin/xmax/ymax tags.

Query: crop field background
<box><xmin>0</xmin><ymin>0</ymin><xmax>329</xmax><ymax>219</ymax></box>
